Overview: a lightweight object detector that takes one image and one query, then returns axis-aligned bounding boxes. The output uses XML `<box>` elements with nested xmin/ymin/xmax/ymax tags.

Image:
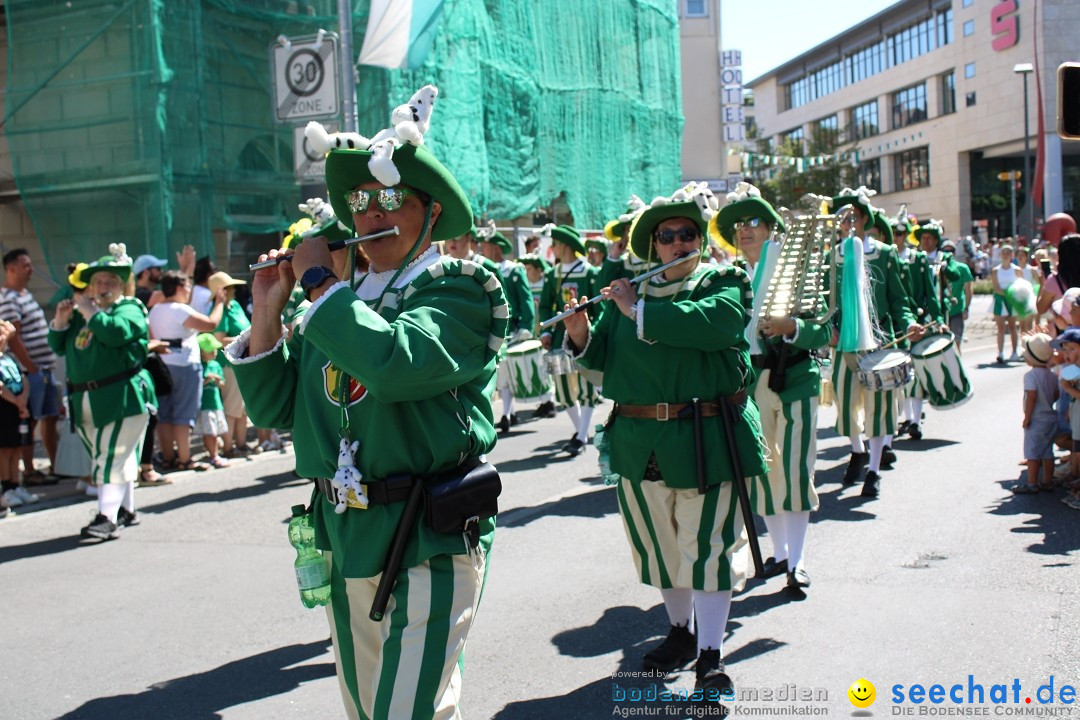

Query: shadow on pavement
<box><xmin>499</xmin><ymin>483</ymin><xmax>615</xmax><ymax>528</ymax></box>
<box><xmin>0</xmin><ymin>534</ymin><xmax>85</xmax><ymax>565</ymax></box>
<box><xmin>56</xmin><ymin>639</ymin><xmax>334</xmax><ymax>720</ymax></box>
<box><xmin>137</xmin><ymin>471</ymin><xmax>308</xmax><ymax>516</ymax></box>
<box><xmin>988</xmin><ymin>480</ymin><xmax>1080</xmax><ymax>556</ymax></box>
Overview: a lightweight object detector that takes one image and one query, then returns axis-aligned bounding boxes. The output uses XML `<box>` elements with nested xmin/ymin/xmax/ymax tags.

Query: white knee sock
<box><xmin>762</xmin><ymin>514</ymin><xmax>788</xmax><ymax>561</ymax></box>
<box><xmin>906</xmin><ymin>396</ymin><xmax>917</xmax><ymax>422</ymax></box>
<box><xmin>849</xmin><ymin>434</ymin><xmax>866</xmax><ymax>454</ymax></box>
<box><xmin>783</xmin><ymin>511</ymin><xmax>810</xmax><ymax>571</ymax></box>
<box><xmin>661</xmin><ymin>588</ymin><xmax>693</xmax><ymax>628</ymax></box>
<box><xmin>565</xmin><ymin>404</ymin><xmax>581</xmax><ymax>434</ymax></box>
<box><xmin>884</xmin><ymin>433</ymin><xmax>893</xmax><ymax>447</ymax></box>
<box><xmin>121</xmin><ymin>480</ymin><xmax>136</xmax><ymax>513</ymax></box>
<box><xmin>868</xmin><ymin>436</ymin><xmax>886</xmax><ymax>473</ymax></box>
<box><xmin>910</xmin><ymin>398</ymin><xmax>924</xmax><ymax>427</ymax></box>
<box><xmin>577</xmin><ymin>406</ymin><xmax>594</xmax><ymax>443</ymax></box>
<box><xmin>540</xmin><ymin>391</ymin><xmax>554</xmax><ymax>403</ymax></box>
<box><xmin>98</xmin><ymin>483</ymin><xmax>125</xmax><ymax>524</ymax></box>
<box><xmin>692</xmin><ymin>590</ymin><xmax>732</xmax><ymax>654</ymax></box>
<box><xmin>499</xmin><ymin>388</ymin><xmax>513</xmax><ymax>419</ymax></box>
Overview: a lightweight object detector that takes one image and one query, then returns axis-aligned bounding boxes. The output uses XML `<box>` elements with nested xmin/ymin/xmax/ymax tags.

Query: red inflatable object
<box><xmin>1044</xmin><ymin>213</ymin><xmax>1077</xmax><ymax>246</ymax></box>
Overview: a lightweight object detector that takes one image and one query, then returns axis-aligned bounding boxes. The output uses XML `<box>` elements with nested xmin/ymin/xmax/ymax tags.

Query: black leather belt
<box><xmin>67</xmin><ymin>365</ymin><xmax>141</xmax><ymax>393</ymax></box>
<box><xmin>314</xmin><ymin>457</ymin><xmax>483</xmax><ymax>508</ymax></box>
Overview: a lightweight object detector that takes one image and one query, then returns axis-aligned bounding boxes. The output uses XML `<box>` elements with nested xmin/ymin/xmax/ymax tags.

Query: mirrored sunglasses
<box><xmin>653</xmin><ymin>227</ymin><xmax>700</xmax><ymax>246</ymax></box>
<box><xmin>733</xmin><ymin>217</ymin><xmax>764</xmax><ymax>230</ymax></box>
<box><xmin>346</xmin><ymin>187</ymin><xmax>417</xmax><ymax>215</ymax></box>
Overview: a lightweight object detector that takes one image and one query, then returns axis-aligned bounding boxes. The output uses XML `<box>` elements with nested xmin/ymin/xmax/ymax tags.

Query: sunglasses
<box><xmin>346</xmin><ymin>187</ymin><xmax>418</xmax><ymax>215</ymax></box>
<box><xmin>653</xmin><ymin>227</ymin><xmax>700</xmax><ymax>246</ymax></box>
<box><xmin>733</xmin><ymin>217</ymin><xmax>764</xmax><ymax>230</ymax></box>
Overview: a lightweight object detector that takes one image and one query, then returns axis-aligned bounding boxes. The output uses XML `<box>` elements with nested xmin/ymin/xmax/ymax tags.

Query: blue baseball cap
<box><xmin>133</xmin><ymin>254</ymin><xmax>168</xmax><ymax>276</ymax></box>
<box><xmin>1050</xmin><ymin>327</ymin><xmax>1080</xmax><ymax>349</ymax></box>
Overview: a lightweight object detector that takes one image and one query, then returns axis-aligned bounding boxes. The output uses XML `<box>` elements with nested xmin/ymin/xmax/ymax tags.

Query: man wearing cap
<box><xmin>599</xmin><ymin>195</ymin><xmax>650</xmax><ymax>288</ymax></box>
<box><xmin>133</xmin><ymin>245</ymin><xmax>196</xmax><ymax>309</ymax></box>
<box><xmin>585</xmin><ymin>237</ymin><xmax>608</xmax><ymax>268</ymax></box>
<box><xmin>481</xmin><ymin>232</ymin><xmax>537</xmax><ymax>432</ymax></box>
<box><xmin>563</xmin><ymin>182</ymin><xmax>765</xmax><ymax>696</ymax></box>
<box><xmin>828</xmin><ymin>189</ymin><xmax>919</xmax><ymax>497</ymax></box>
<box><xmin>712</xmin><ymin>182</ymin><xmax>826</xmax><ymax>590</ymax></box>
<box><xmin>539</xmin><ymin>224</ymin><xmax>601</xmax><ymax>455</ymax></box>
<box><xmin>230</xmin><ymin>90</ymin><xmax>508</xmax><ymax>720</ymax></box>
<box><xmin>49</xmin><ymin>250</ymin><xmax>155</xmax><ymax>539</ymax></box>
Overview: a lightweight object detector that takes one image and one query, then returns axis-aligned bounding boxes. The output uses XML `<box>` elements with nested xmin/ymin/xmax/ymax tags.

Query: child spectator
<box><xmin>195</xmin><ymin>333</ymin><xmax>229</xmax><ymax>469</ymax></box>
<box><xmin>1017</xmin><ymin>334</ymin><xmax>1059</xmax><ymax>493</ymax></box>
<box><xmin>1054</xmin><ymin>327</ymin><xmax>1080</xmax><ymax>509</ymax></box>
<box><xmin>0</xmin><ymin>319</ymin><xmax>32</xmax><ymax>512</ymax></box>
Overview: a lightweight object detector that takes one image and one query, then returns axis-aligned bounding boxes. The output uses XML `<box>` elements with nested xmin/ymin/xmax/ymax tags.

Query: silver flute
<box><xmin>248</xmin><ymin>226</ymin><xmax>401</xmax><ymax>271</ymax></box>
<box><xmin>540</xmin><ymin>249</ymin><xmax>701</xmax><ymax>329</ymax></box>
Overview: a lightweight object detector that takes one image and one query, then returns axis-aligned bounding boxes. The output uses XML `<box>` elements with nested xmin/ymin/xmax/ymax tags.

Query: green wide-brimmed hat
<box><xmin>550</xmin><ymin>224</ymin><xmax>586</xmax><ymax>256</ymax></box>
<box><xmin>712</xmin><ymin>183</ymin><xmax>786</xmax><ymax>244</ymax></box>
<box><xmin>79</xmin><ymin>256</ymin><xmax>132</xmax><ymax>284</ymax></box>
<box><xmin>916</xmin><ymin>219</ymin><xmax>944</xmax><ymax>244</ymax></box>
<box><xmin>585</xmin><ymin>237</ymin><xmax>609</xmax><ymax>256</ymax></box>
<box><xmin>628</xmin><ymin>183</ymin><xmax>719</xmax><ymax>260</ymax></box>
<box><xmin>482</xmin><ymin>231</ymin><xmax>513</xmax><ymax>254</ymax></box>
<box><xmin>871</xmin><ymin>211</ymin><xmax>894</xmax><ymax>245</ymax></box>
<box><xmin>831</xmin><ymin>186</ymin><xmax>877</xmax><ymax>231</ymax></box>
<box><xmin>604</xmin><ymin>194</ymin><xmax>648</xmax><ymax>241</ymax></box>
<box><xmin>519</xmin><ymin>253</ymin><xmax>550</xmax><ymax>270</ymax></box>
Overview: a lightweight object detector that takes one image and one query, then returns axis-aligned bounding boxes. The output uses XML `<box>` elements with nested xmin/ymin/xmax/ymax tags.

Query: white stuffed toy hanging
<box><xmin>331</xmin><ymin>438</ymin><xmax>367</xmax><ymax>514</ymax></box>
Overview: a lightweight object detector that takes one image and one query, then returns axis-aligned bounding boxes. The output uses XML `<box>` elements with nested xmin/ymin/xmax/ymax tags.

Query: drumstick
<box><xmin>248</xmin><ymin>226</ymin><xmax>400</xmax><ymax>271</ymax></box>
<box><xmin>539</xmin><ymin>250</ymin><xmax>701</xmax><ymax>329</ymax></box>
<box><xmin>880</xmin><ymin>328</ymin><xmax>920</xmax><ymax>349</ymax></box>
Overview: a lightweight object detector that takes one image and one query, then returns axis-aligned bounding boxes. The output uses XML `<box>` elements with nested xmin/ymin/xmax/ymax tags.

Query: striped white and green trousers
<box><xmin>750</xmin><ymin>373</ymin><xmax>820</xmax><ymax>516</ymax></box>
<box><xmin>324</xmin><ymin>550</ymin><xmax>486</xmax><ymax>720</ymax></box>
<box><xmin>76</xmin><ymin>398</ymin><xmax>147</xmax><ymax>486</ymax></box>
<box><xmin>552</xmin><ymin>369</ymin><xmax>600</xmax><ymax>409</ymax></box>
<box><xmin>616</xmin><ymin>477</ymin><xmax>748</xmax><ymax>593</ymax></box>
<box><xmin>832</xmin><ymin>352</ymin><xmax>896</xmax><ymax>438</ymax></box>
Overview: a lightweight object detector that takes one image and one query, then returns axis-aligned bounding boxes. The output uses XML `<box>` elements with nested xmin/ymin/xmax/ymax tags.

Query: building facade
<box><xmin>747</xmin><ymin>0</ymin><xmax>1079</xmax><ymax>240</ymax></box>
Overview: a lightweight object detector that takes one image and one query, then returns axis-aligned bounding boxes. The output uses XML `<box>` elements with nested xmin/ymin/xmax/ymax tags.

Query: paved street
<box><xmin>2</xmin><ymin>296</ymin><xmax>1078</xmax><ymax>719</ymax></box>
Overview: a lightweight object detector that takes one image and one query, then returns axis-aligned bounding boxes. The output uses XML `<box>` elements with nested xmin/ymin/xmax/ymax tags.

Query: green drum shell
<box><xmin>910</xmin><ymin>333</ymin><xmax>972</xmax><ymax>409</ymax></box>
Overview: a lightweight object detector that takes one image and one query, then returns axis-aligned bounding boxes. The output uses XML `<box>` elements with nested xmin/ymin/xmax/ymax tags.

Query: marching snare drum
<box><xmin>856</xmin><ymin>349</ymin><xmax>913</xmax><ymax>392</ymax></box>
<box><xmin>506</xmin><ymin>340</ymin><xmax>552</xmax><ymax>401</ymax></box>
<box><xmin>910</xmin><ymin>333</ymin><xmax>972</xmax><ymax>409</ymax></box>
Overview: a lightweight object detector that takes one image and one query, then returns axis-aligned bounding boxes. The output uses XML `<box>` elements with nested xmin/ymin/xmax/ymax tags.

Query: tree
<box><xmin>743</xmin><ymin>126</ymin><xmax>859</xmax><ymax>211</ymax></box>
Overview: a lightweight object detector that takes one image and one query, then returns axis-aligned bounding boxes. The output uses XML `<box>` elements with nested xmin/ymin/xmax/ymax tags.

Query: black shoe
<box><xmin>81</xmin><ymin>513</ymin><xmax>120</xmax><ymax>540</ymax></box>
<box><xmin>861</xmin><ymin>470</ymin><xmax>881</xmax><ymax>498</ymax></box>
<box><xmin>117</xmin><ymin>507</ymin><xmax>140</xmax><ymax>527</ymax></box>
<box><xmin>534</xmin><ymin>401</ymin><xmax>556</xmax><ymax>418</ymax></box>
<box><xmin>897</xmin><ymin>420</ymin><xmax>911</xmax><ymax>437</ymax></box>
<box><xmin>787</xmin><ymin>567</ymin><xmax>811</xmax><ymax>589</ymax></box>
<box><xmin>694</xmin><ymin>649</ymin><xmax>734</xmax><ymax>695</ymax></box>
<box><xmin>510</xmin><ymin>413</ymin><xmax>519</xmax><ymax>426</ymax></box>
<box><xmin>498</xmin><ymin>415</ymin><xmax>510</xmax><ymax>434</ymax></box>
<box><xmin>563</xmin><ymin>437</ymin><xmax>585</xmax><ymax>456</ymax></box>
<box><xmin>643</xmin><ymin>624</ymin><xmax>697</xmax><ymax>673</ymax></box>
<box><xmin>843</xmin><ymin>451</ymin><xmax>869</xmax><ymax>486</ymax></box>
<box><xmin>908</xmin><ymin>425</ymin><xmax>923</xmax><ymax>441</ymax></box>
<box><xmin>881</xmin><ymin>445</ymin><xmax>896</xmax><ymax>467</ymax></box>
<box><xmin>761</xmin><ymin>556</ymin><xmax>789</xmax><ymax>578</ymax></box>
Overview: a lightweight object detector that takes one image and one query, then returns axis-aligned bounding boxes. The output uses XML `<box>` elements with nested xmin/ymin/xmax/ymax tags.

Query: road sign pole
<box><xmin>1009</xmin><ymin>174</ymin><xmax>1017</xmax><ymax>238</ymax></box>
<box><xmin>338</xmin><ymin>0</ymin><xmax>358</xmax><ymax>133</ymax></box>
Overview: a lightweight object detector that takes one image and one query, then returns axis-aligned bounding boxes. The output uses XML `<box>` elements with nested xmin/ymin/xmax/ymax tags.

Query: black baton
<box><xmin>691</xmin><ymin>398</ymin><xmax>707</xmax><ymax>495</ymax></box>
<box><xmin>370</xmin><ymin>479</ymin><xmax>425</xmax><ymax>621</ymax></box>
<box><xmin>718</xmin><ymin>396</ymin><xmax>765</xmax><ymax>578</ymax></box>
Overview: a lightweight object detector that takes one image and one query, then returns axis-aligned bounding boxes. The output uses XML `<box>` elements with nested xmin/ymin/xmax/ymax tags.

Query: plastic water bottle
<box><xmin>288</xmin><ymin>505</ymin><xmax>330</xmax><ymax>608</ymax></box>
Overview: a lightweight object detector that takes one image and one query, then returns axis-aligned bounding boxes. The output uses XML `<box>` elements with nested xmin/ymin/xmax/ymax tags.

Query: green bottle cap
<box><xmin>291</xmin><ymin>504</ymin><xmax>306</xmax><ymax>517</ymax></box>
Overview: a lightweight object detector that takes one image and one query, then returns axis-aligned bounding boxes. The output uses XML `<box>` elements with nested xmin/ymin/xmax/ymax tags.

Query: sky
<box><xmin>721</xmin><ymin>0</ymin><xmax>899</xmax><ymax>83</ymax></box>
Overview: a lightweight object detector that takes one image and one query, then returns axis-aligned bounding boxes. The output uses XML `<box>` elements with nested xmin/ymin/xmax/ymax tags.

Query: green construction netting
<box><xmin>5</xmin><ymin>0</ymin><xmax>683</xmax><ymax>283</ymax></box>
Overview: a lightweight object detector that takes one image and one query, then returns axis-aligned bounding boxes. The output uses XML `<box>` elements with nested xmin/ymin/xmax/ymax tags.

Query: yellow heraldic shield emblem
<box><xmin>74</xmin><ymin>328</ymin><xmax>93</xmax><ymax>350</ymax></box>
<box><xmin>322</xmin><ymin>360</ymin><xmax>367</xmax><ymax>406</ymax></box>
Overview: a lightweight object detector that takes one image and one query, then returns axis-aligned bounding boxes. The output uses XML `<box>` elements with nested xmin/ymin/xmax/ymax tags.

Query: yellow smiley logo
<box><xmin>848</xmin><ymin>678</ymin><xmax>876</xmax><ymax>708</ymax></box>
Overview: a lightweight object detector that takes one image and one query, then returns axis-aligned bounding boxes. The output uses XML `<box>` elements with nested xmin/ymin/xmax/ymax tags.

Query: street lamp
<box><xmin>1014</xmin><ymin>62</ymin><xmax>1034</xmax><ymax>239</ymax></box>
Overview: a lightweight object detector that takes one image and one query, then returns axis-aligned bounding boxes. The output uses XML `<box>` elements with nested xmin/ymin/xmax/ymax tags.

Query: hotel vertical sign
<box><xmin>721</xmin><ymin>50</ymin><xmax>745</xmax><ymax>142</ymax></box>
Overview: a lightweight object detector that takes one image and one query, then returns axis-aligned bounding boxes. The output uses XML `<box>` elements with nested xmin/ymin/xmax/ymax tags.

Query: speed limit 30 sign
<box><xmin>271</xmin><ymin>33</ymin><xmax>340</xmax><ymax>122</ymax></box>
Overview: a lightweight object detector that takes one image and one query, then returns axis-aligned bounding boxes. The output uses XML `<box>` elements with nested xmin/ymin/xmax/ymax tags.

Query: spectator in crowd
<box><xmin>1037</xmin><ymin>234</ymin><xmax>1080</xmax><ymax>333</ymax></box>
<box><xmin>190</xmin><ymin>256</ymin><xmax>217</xmax><ymax>316</ymax></box>
<box><xmin>207</xmin><ymin>271</ymin><xmax>253</xmax><ymax>458</ymax></box>
<box><xmin>1053</xmin><ymin>329</ymin><xmax>1080</xmax><ymax>500</ymax></box>
<box><xmin>133</xmin><ymin>246</ymin><xmax>195</xmax><ymax>310</ymax></box>
<box><xmin>195</xmin><ymin>333</ymin><xmax>229</xmax><ymax>469</ymax></box>
<box><xmin>147</xmin><ymin>271</ymin><xmax>225</xmax><ymax>471</ymax></box>
<box><xmin>1</xmin><ymin>248</ymin><xmax>60</xmax><ymax>483</ymax></box>
<box><xmin>0</xmin><ymin>319</ymin><xmax>31</xmax><ymax>513</ymax></box>
<box><xmin>991</xmin><ymin>244</ymin><xmax>1020</xmax><ymax>364</ymax></box>
<box><xmin>1015</xmin><ymin>246</ymin><xmax>1039</xmax><ymax>334</ymax></box>
<box><xmin>941</xmin><ymin>239</ymin><xmax>975</xmax><ymax>349</ymax></box>
<box><xmin>1016</xmin><ymin>333</ymin><xmax>1059</xmax><ymax>494</ymax></box>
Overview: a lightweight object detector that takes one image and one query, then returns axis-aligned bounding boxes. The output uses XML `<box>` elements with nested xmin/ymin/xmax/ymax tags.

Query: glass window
<box><xmin>892</xmin><ymin>82</ymin><xmax>928</xmax><ymax>129</ymax></box>
<box><xmin>685</xmin><ymin>0</ymin><xmax>707</xmax><ymax>17</ymax></box>
<box><xmin>941</xmin><ymin>71</ymin><xmax>956</xmax><ymax>115</ymax></box>
<box><xmin>858</xmin><ymin>158</ymin><xmax>881</xmax><ymax>191</ymax></box>
<box><xmin>965</xmin><ymin>62</ymin><xmax>976</xmax><ymax>78</ymax></box>
<box><xmin>894</xmin><ymin>146</ymin><xmax>930</xmax><ymax>190</ymax></box>
<box><xmin>850</xmin><ymin>100</ymin><xmax>880</xmax><ymax>140</ymax></box>
<box><xmin>781</xmin><ymin>127</ymin><xmax>805</xmax><ymax>154</ymax></box>
<box><xmin>815</xmin><ymin>115</ymin><xmax>840</xmax><ymax>145</ymax></box>
<box><xmin>966</xmin><ymin>91</ymin><xmax>977</xmax><ymax>107</ymax></box>
<box><xmin>962</xmin><ymin>0</ymin><xmax>973</xmax><ymax>7</ymax></box>
<box><xmin>963</xmin><ymin>20</ymin><xmax>974</xmax><ymax>36</ymax></box>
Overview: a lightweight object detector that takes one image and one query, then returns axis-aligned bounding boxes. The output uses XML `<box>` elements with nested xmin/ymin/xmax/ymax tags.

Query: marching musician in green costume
<box><xmin>480</xmin><ymin>231</ymin><xmax>536</xmax><ymax>432</ymax></box>
<box><xmin>228</xmin><ymin>89</ymin><xmax>508</xmax><ymax>720</ymax></box>
<box><xmin>599</xmin><ymin>194</ymin><xmax>650</xmax><ymax>288</ymax></box>
<box><xmin>538</xmin><ymin>224</ymin><xmax>601</xmax><ymax>456</ymax></box>
<box><xmin>827</xmin><ymin>188</ymin><xmax>920</xmax><ymax>498</ymax></box>
<box><xmin>712</xmin><ymin>182</ymin><xmax>826</xmax><ymax>590</ymax></box>
<box><xmin>49</xmin><ymin>248</ymin><xmax>153</xmax><ymax>540</ymax></box>
<box><xmin>563</xmin><ymin>183</ymin><xmax>766</xmax><ymax>696</ymax></box>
